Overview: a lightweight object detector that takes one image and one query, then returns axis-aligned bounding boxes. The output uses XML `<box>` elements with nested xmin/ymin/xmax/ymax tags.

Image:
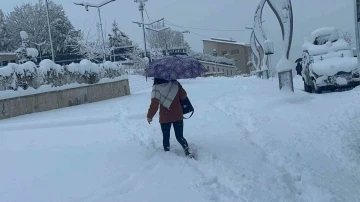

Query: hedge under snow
<box><xmin>0</xmin><ymin>59</ymin><xmax>126</xmax><ymax>92</ymax></box>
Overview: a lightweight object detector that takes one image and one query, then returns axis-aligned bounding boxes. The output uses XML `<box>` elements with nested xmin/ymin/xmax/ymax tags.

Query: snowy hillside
<box><xmin>1</xmin><ymin>75</ymin><xmax>360</xmax><ymax>202</ymax></box>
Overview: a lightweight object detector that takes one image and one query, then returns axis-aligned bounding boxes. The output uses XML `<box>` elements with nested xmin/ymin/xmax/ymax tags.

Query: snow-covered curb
<box><xmin>0</xmin><ymin>76</ymin><xmax>128</xmax><ymax>100</ymax></box>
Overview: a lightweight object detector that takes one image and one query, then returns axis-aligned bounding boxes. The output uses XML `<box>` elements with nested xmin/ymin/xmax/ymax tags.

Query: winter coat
<box><xmin>296</xmin><ymin>63</ymin><xmax>302</xmax><ymax>75</ymax></box>
<box><xmin>147</xmin><ymin>83</ymin><xmax>187</xmax><ymax>123</ymax></box>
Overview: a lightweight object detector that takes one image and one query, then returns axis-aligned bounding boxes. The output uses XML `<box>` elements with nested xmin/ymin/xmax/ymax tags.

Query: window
<box><xmin>207</xmin><ymin>66</ymin><xmax>209</xmax><ymax>71</ymax></box>
<box><xmin>213</xmin><ymin>67</ymin><xmax>215</xmax><ymax>72</ymax></box>
<box><xmin>231</xmin><ymin>49</ymin><xmax>239</xmax><ymax>55</ymax></box>
<box><xmin>222</xmin><ymin>50</ymin><xmax>228</xmax><ymax>56</ymax></box>
<box><xmin>10</xmin><ymin>60</ymin><xmax>15</xmax><ymax>63</ymax></box>
<box><xmin>218</xmin><ymin>68</ymin><xmax>220</xmax><ymax>72</ymax></box>
<box><xmin>227</xmin><ymin>69</ymin><xmax>229</xmax><ymax>76</ymax></box>
<box><xmin>2</xmin><ymin>61</ymin><xmax>8</xmax><ymax>66</ymax></box>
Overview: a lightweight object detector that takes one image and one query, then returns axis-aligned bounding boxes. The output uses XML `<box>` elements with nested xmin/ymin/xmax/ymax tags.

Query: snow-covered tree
<box><xmin>0</xmin><ymin>9</ymin><xmax>10</xmax><ymax>52</ymax></box>
<box><xmin>146</xmin><ymin>22</ymin><xmax>190</xmax><ymax>51</ymax></box>
<box><xmin>340</xmin><ymin>30</ymin><xmax>354</xmax><ymax>47</ymax></box>
<box><xmin>108</xmin><ymin>20</ymin><xmax>132</xmax><ymax>48</ymax></box>
<box><xmin>6</xmin><ymin>0</ymin><xmax>79</xmax><ymax>55</ymax></box>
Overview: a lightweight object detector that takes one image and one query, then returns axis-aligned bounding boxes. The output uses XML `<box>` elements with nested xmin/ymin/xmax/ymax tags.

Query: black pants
<box><xmin>160</xmin><ymin>120</ymin><xmax>189</xmax><ymax>152</ymax></box>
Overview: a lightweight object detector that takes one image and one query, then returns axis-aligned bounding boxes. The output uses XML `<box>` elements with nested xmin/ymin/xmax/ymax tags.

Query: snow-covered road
<box><xmin>1</xmin><ymin>75</ymin><xmax>359</xmax><ymax>202</ymax></box>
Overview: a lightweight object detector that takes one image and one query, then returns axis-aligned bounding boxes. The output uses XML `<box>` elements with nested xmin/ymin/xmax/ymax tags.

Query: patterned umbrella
<box><xmin>146</xmin><ymin>55</ymin><xmax>207</xmax><ymax>80</ymax></box>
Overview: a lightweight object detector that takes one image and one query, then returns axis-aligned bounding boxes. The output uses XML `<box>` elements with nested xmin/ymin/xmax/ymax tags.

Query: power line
<box><xmin>144</xmin><ymin>8</ymin><xmax>152</xmax><ymax>23</ymax></box>
<box><xmin>164</xmin><ymin>20</ymin><xmax>209</xmax><ymax>39</ymax></box>
<box><xmin>164</xmin><ymin>20</ymin><xmax>246</xmax><ymax>32</ymax></box>
<box><xmin>174</xmin><ymin>25</ymin><xmax>246</xmax><ymax>32</ymax></box>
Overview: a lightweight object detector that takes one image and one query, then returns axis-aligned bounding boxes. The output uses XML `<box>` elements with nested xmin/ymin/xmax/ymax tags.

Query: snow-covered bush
<box><xmin>67</xmin><ymin>59</ymin><xmax>102</xmax><ymax>84</ymax></box>
<box><xmin>0</xmin><ymin>60</ymin><xmax>124</xmax><ymax>91</ymax></box>
<box><xmin>0</xmin><ymin>65</ymin><xmax>16</xmax><ymax>91</ymax></box>
<box><xmin>14</xmin><ymin>62</ymin><xmax>40</xmax><ymax>90</ymax></box>
<box><xmin>38</xmin><ymin>59</ymin><xmax>64</xmax><ymax>86</ymax></box>
<box><xmin>100</xmin><ymin>61</ymin><xmax>124</xmax><ymax>79</ymax></box>
<box><xmin>188</xmin><ymin>51</ymin><xmax>235</xmax><ymax>66</ymax></box>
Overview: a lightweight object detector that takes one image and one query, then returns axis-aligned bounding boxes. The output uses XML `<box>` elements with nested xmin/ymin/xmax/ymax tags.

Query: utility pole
<box><xmin>97</xmin><ymin>7</ymin><xmax>106</xmax><ymax>62</ymax></box>
<box><xmin>74</xmin><ymin>0</ymin><xmax>116</xmax><ymax>62</ymax></box>
<box><xmin>132</xmin><ymin>0</ymin><xmax>164</xmax><ymax>61</ymax></box>
<box><xmin>134</xmin><ymin>0</ymin><xmax>148</xmax><ymax>59</ymax></box>
<box><xmin>45</xmin><ymin>0</ymin><xmax>55</xmax><ymax>62</ymax></box>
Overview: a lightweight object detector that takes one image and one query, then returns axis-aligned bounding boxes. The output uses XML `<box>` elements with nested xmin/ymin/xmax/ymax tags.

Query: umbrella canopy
<box><xmin>295</xmin><ymin>58</ymin><xmax>302</xmax><ymax>63</ymax></box>
<box><xmin>146</xmin><ymin>55</ymin><xmax>207</xmax><ymax>80</ymax></box>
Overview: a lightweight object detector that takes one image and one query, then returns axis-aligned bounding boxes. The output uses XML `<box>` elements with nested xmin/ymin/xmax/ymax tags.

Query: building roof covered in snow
<box><xmin>202</xmin><ymin>37</ymin><xmax>249</xmax><ymax>46</ymax></box>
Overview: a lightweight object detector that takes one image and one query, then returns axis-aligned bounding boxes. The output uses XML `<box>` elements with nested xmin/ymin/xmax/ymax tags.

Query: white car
<box><xmin>301</xmin><ymin>27</ymin><xmax>360</xmax><ymax>93</ymax></box>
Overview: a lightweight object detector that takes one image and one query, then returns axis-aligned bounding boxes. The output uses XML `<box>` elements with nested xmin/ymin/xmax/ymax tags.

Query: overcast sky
<box><xmin>1</xmin><ymin>0</ymin><xmax>356</xmax><ymax>65</ymax></box>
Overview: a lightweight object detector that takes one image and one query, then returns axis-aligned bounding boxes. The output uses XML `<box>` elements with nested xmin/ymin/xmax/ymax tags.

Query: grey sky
<box><xmin>1</xmin><ymin>0</ymin><xmax>356</xmax><ymax>64</ymax></box>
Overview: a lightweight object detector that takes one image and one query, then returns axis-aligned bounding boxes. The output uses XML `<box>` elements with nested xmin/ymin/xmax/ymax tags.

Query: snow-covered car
<box><xmin>301</xmin><ymin>27</ymin><xmax>360</xmax><ymax>93</ymax></box>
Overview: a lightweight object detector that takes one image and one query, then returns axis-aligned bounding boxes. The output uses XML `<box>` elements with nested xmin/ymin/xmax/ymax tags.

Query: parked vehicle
<box><xmin>301</xmin><ymin>27</ymin><xmax>360</xmax><ymax>93</ymax></box>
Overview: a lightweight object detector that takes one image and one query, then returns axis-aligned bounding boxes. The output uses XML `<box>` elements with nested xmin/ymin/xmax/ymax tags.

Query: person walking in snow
<box><xmin>296</xmin><ymin>62</ymin><xmax>302</xmax><ymax>76</ymax></box>
<box><xmin>147</xmin><ymin>78</ymin><xmax>194</xmax><ymax>158</ymax></box>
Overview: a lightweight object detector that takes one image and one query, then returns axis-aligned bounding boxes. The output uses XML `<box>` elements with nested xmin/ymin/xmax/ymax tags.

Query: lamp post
<box><xmin>45</xmin><ymin>0</ymin><xmax>55</xmax><ymax>62</ymax></box>
<box><xmin>74</xmin><ymin>0</ymin><xmax>116</xmax><ymax>62</ymax></box>
<box><xmin>32</xmin><ymin>41</ymin><xmax>46</xmax><ymax>61</ymax></box>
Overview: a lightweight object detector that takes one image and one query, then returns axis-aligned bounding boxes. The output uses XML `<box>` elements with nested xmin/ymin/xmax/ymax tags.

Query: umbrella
<box><xmin>146</xmin><ymin>55</ymin><xmax>207</xmax><ymax>80</ymax></box>
<box><xmin>295</xmin><ymin>58</ymin><xmax>302</xmax><ymax>63</ymax></box>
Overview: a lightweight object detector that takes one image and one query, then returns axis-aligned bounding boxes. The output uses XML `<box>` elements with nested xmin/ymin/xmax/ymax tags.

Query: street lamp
<box><xmin>45</xmin><ymin>0</ymin><xmax>55</xmax><ymax>62</ymax></box>
<box><xmin>73</xmin><ymin>0</ymin><xmax>116</xmax><ymax>62</ymax></box>
<box><xmin>31</xmin><ymin>40</ymin><xmax>46</xmax><ymax>61</ymax></box>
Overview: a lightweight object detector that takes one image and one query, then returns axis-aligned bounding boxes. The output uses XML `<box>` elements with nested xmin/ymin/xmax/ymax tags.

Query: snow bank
<box><xmin>311</xmin><ymin>57</ymin><xmax>358</xmax><ymax>76</ymax></box>
<box><xmin>276</xmin><ymin>57</ymin><xmax>293</xmax><ymax>72</ymax></box>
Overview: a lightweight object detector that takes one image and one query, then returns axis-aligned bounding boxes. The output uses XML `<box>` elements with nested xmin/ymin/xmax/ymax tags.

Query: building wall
<box><xmin>0</xmin><ymin>54</ymin><xmax>18</xmax><ymax>67</ymax></box>
<box><xmin>202</xmin><ymin>40</ymin><xmax>252</xmax><ymax>74</ymax></box>
<box><xmin>0</xmin><ymin>79</ymin><xmax>130</xmax><ymax>120</ymax></box>
<box><xmin>200</xmin><ymin>61</ymin><xmax>236</xmax><ymax>77</ymax></box>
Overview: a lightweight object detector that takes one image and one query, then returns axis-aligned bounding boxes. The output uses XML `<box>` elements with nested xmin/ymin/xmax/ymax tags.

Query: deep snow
<box><xmin>1</xmin><ymin>75</ymin><xmax>360</xmax><ymax>202</ymax></box>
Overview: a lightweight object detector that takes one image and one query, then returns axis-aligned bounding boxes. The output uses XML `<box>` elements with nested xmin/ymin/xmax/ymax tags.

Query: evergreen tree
<box><xmin>108</xmin><ymin>20</ymin><xmax>132</xmax><ymax>48</ymax></box>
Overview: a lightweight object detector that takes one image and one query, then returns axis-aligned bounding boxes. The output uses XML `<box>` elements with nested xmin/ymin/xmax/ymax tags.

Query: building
<box><xmin>202</xmin><ymin>37</ymin><xmax>252</xmax><ymax>74</ymax></box>
<box><xmin>0</xmin><ymin>53</ymin><xmax>18</xmax><ymax>67</ymax></box>
<box><xmin>199</xmin><ymin>60</ymin><xmax>236</xmax><ymax>77</ymax></box>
